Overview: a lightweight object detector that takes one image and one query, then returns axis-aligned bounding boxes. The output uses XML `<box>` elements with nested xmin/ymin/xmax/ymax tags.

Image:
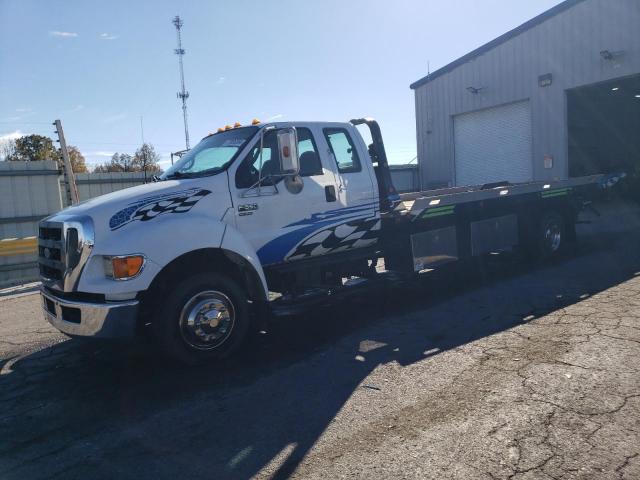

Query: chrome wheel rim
<box><xmin>179</xmin><ymin>290</ymin><xmax>235</xmax><ymax>350</ymax></box>
<box><xmin>544</xmin><ymin>221</ymin><xmax>562</xmax><ymax>252</ymax></box>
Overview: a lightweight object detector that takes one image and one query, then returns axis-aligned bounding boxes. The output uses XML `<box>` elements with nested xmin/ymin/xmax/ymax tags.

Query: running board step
<box><xmin>269</xmin><ymin>272</ymin><xmax>405</xmax><ymax>316</ymax></box>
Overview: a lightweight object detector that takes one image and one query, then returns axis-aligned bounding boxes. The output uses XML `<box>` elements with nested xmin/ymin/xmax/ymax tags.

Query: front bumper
<box><xmin>40</xmin><ymin>287</ymin><xmax>139</xmax><ymax>338</ymax></box>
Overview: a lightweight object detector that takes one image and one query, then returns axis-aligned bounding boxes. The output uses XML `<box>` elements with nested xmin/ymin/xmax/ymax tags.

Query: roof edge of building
<box><xmin>409</xmin><ymin>0</ymin><xmax>587</xmax><ymax>90</ymax></box>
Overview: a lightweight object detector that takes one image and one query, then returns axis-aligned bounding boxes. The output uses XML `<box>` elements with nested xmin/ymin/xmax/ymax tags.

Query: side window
<box><xmin>235</xmin><ymin>131</ymin><xmax>281</xmax><ymax>189</ymax></box>
<box><xmin>297</xmin><ymin>128</ymin><xmax>323</xmax><ymax>177</ymax></box>
<box><xmin>323</xmin><ymin>128</ymin><xmax>361</xmax><ymax>173</ymax></box>
<box><xmin>235</xmin><ymin>127</ymin><xmax>322</xmax><ymax>188</ymax></box>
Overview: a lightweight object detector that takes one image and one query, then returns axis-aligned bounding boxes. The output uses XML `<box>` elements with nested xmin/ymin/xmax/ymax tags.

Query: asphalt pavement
<box><xmin>1</xmin><ymin>201</ymin><xmax>639</xmax><ymax>479</ymax></box>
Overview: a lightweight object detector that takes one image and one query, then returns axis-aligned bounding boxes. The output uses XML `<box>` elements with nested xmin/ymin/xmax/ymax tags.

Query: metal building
<box><xmin>410</xmin><ymin>0</ymin><xmax>640</xmax><ymax>189</ymax></box>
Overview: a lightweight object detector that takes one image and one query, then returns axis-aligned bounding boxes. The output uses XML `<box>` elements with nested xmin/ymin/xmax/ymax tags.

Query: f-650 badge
<box><xmin>238</xmin><ymin>203</ymin><xmax>258</xmax><ymax>216</ymax></box>
<box><xmin>109</xmin><ymin>188</ymin><xmax>211</xmax><ymax>230</ymax></box>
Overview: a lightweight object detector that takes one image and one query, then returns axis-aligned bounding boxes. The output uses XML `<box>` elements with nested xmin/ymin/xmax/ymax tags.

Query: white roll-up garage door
<box><xmin>454</xmin><ymin>100</ymin><xmax>533</xmax><ymax>186</ymax></box>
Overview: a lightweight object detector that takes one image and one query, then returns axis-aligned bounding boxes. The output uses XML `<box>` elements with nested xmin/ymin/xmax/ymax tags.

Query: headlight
<box><xmin>104</xmin><ymin>255</ymin><xmax>145</xmax><ymax>280</ymax></box>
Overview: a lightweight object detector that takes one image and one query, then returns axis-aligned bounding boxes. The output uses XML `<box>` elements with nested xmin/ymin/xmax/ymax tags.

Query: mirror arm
<box><xmin>240</xmin><ymin>174</ymin><xmax>279</xmax><ymax>198</ymax></box>
<box><xmin>257</xmin><ymin>125</ymin><xmax>276</xmax><ymax>197</ymax></box>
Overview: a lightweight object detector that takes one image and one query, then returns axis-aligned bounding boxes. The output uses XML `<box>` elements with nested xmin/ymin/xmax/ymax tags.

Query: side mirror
<box><xmin>277</xmin><ymin>128</ymin><xmax>299</xmax><ymax>175</ymax></box>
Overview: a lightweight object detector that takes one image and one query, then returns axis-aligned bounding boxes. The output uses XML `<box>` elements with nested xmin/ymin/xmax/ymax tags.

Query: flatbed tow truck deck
<box><xmin>398</xmin><ymin>174</ymin><xmax>604</xmax><ymax>214</ymax></box>
<box><xmin>381</xmin><ymin>173</ymin><xmax>615</xmax><ymax>274</ymax></box>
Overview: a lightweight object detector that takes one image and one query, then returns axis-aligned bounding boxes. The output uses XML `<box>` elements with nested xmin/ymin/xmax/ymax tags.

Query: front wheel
<box><xmin>153</xmin><ymin>272</ymin><xmax>250</xmax><ymax>364</ymax></box>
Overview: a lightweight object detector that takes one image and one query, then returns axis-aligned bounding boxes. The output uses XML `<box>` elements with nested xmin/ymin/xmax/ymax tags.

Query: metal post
<box><xmin>53</xmin><ymin>119</ymin><xmax>79</xmax><ymax>205</ymax></box>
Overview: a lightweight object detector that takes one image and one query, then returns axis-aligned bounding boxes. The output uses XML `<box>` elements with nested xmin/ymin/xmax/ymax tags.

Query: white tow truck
<box><xmin>38</xmin><ymin>118</ymin><xmax>617</xmax><ymax>363</ymax></box>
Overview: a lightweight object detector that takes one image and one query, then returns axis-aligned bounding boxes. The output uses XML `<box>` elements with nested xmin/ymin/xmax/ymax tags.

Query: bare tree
<box><xmin>0</xmin><ymin>138</ymin><xmax>17</xmax><ymax>161</ymax></box>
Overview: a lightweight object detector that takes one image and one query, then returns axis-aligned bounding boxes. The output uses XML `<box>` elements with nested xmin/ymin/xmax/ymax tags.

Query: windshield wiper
<box><xmin>163</xmin><ymin>166</ymin><xmax>224</xmax><ymax>181</ymax></box>
<box><xmin>163</xmin><ymin>171</ymin><xmax>193</xmax><ymax>180</ymax></box>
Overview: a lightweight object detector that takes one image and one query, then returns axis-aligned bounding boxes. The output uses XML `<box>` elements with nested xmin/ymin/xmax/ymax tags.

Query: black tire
<box><xmin>152</xmin><ymin>272</ymin><xmax>250</xmax><ymax>365</ymax></box>
<box><xmin>535</xmin><ymin>211</ymin><xmax>566</xmax><ymax>260</ymax></box>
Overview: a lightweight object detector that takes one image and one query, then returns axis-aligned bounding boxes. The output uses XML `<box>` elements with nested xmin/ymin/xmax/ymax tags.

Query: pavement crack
<box><xmin>615</xmin><ymin>452</ymin><xmax>638</xmax><ymax>479</ymax></box>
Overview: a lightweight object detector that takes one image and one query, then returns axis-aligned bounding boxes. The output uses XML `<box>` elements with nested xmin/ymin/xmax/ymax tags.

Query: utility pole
<box><xmin>173</xmin><ymin>15</ymin><xmax>190</xmax><ymax>150</ymax></box>
<box><xmin>53</xmin><ymin>119</ymin><xmax>79</xmax><ymax>205</ymax></box>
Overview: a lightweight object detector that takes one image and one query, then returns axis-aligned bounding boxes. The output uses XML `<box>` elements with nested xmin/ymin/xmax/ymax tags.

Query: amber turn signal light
<box><xmin>110</xmin><ymin>255</ymin><xmax>145</xmax><ymax>279</ymax></box>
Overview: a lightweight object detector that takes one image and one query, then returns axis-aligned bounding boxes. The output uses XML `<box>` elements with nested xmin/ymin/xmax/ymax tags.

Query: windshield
<box><xmin>161</xmin><ymin>127</ymin><xmax>258</xmax><ymax>179</ymax></box>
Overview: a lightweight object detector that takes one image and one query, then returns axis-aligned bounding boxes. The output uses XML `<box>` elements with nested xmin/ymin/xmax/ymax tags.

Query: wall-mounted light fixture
<box><xmin>538</xmin><ymin>73</ymin><xmax>553</xmax><ymax>87</ymax></box>
<box><xmin>600</xmin><ymin>49</ymin><xmax>624</xmax><ymax>61</ymax></box>
<box><xmin>466</xmin><ymin>86</ymin><xmax>484</xmax><ymax>94</ymax></box>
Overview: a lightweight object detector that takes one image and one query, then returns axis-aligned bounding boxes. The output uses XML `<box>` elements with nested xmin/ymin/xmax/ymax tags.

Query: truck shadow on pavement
<box><xmin>1</xmin><ymin>219</ymin><xmax>640</xmax><ymax>479</ymax></box>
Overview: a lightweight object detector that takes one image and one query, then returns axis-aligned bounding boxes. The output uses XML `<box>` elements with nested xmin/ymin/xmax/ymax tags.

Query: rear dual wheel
<box><xmin>527</xmin><ymin>211</ymin><xmax>566</xmax><ymax>260</ymax></box>
<box><xmin>153</xmin><ymin>272</ymin><xmax>250</xmax><ymax>364</ymax></box>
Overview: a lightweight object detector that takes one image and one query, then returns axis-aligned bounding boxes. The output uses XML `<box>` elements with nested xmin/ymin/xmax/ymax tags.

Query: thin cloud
<box><xmin>50</xmin><ymin>31</ymin><xmax>78</xmax><ymax>38</ymax></box>
<box><xmin>89</xmin><ymin>151</ymin><xmax>115</xmax><ymax>157</ymax></box>
<box><xmin>0</xmin><ymin>115</ymin><xmax>26</xmax><ymax>122</ymax></box>
<box><xmin>216</xmin><ymin>76</ymin><xmax>226</xmax><ymax>85</ymax></box>
<box><xmin>70</xmin><ymin>104</ymin><xmax>85</xmax><ymax>112</ymax></box>
<box><xmin>102</xmin><ymin>112</ymin><xmax>127</xmax><ymax>124</ymax></box>
<box><xmin>99</xmin><ymin>33</ymin><xmax>118</xmax><ymax>40</ymax></box>
<box><xmin>1</xmin><ymin>108</ymin><xmax>35</xmax><ymax>122</ymax></box>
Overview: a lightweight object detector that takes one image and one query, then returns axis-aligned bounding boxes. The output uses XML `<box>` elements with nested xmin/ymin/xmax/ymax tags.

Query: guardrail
<box><xmin>0</xmin><ymin>237</ymin><xmax>38</xmax><ymax>257</ymax></box>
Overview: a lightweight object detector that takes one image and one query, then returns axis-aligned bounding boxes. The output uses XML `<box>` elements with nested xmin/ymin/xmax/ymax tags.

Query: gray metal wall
<box><xmin>389</xmin><ymin>165</ymin><xmax>420</xmax><ymax>193</ymax></box>
<box><xmin>1</xmin><ymin>164</ymin><xmax>147</xmax><ymax>287</ymax></box>
<box><xmin>413</xmin><ymin>0</ymin><xmax>640</xmax><ymax>189</ymax></box>
<box><xmin>0</xmin><ymin>161</ymin><xmax>62</xmax><ymax>286</ymax></box>
<box><xmin>65</xmin><ymin>172</ymin><xmax>147</xmax><ymax>207</ymax></box>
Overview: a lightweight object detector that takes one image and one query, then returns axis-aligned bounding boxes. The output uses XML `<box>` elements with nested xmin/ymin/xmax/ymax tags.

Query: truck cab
<box><xmin>228</xmin><ymin>122</ymin><xmax>381</xmax><ymax>266</ymax></box>
<box><xmin>39</xmin><ymin>120</ymin><xmax>395</xmax><ymax>363</ymax></box>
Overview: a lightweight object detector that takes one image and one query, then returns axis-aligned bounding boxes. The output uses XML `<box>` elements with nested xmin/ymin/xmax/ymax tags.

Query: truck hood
<box><xmin>52</xmin><ymin>174</ymin><xmax>232</xmax><ymax>237</ymax></box>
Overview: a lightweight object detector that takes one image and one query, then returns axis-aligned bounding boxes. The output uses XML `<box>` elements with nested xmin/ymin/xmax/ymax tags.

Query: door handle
<box><xmin>325</xmin><ymin>185</ymin><xmax>337</xmax><ymax>202</ymax></box>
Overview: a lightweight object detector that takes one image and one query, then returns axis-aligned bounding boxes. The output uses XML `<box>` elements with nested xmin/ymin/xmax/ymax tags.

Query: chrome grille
<box><xmin>39</xmin><ymin>226</ymin><xmax>62</xmax><ymax>241</ymax></box>
<box><xmin>38</xmin><ymin>223</ymin><xmax>64</xmax><ymax>283</ymax></box>
<box><xmin>38</xmin><ymin>216</ymin><xmax>94</xmax><ymax>292</ymax></box>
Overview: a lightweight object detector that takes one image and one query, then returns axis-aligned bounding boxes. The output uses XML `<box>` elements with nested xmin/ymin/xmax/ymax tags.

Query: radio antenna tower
<box><xmin>172</xmin><ymin>15</ymin><xmax>190</xmax><ymax>150</ymax></box>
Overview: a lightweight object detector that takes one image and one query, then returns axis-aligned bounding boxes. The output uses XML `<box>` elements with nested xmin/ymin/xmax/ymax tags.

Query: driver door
<box><xmin>230</xmin><ymin>125</ymin><xmax>339</xmax><ymax>266</ymax></box>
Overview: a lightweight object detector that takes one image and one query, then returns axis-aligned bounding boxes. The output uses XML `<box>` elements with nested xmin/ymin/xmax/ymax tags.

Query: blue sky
<box><xmin>0</xmin><ymin>0</ymin><xmax>563</xmax><ymax>169</ymax></box>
